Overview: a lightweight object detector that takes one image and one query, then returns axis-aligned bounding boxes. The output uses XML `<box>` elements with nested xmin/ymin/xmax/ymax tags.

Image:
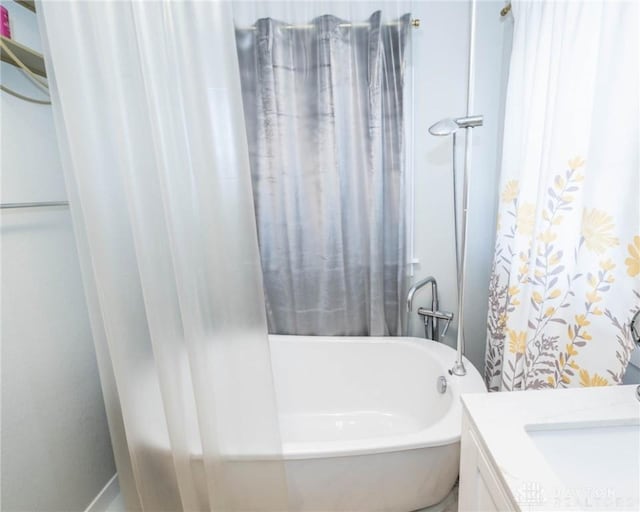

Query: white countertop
<box><xmin>461</xmin><ymin>385</ymin><xmax>640</xmax><ymax>511</ymax></box>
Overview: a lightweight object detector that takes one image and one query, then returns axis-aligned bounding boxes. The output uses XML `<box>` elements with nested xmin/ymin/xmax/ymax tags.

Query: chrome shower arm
<box><xmin>455</xmin><ymin>115</ymin><xmax>483</xmax><ymax>129</ymax></box>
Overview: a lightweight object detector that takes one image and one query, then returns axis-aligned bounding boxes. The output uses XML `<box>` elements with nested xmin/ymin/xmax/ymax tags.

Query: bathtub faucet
<box><xmin>407</xmin><ymin>276</ymin><xmax>453</xmax><ymax>342</ymax></box>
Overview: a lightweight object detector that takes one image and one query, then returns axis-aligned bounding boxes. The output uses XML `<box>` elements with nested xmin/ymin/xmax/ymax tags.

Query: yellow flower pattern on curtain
<box><xmin>486</xmin><ymin>158</ymin><xmax>639</xmax><ymax>391</ymax></box>
<box><xmin>484</xmin><ymin>1</ymin><xmax>639</xmax><ymax>391</ymax></box>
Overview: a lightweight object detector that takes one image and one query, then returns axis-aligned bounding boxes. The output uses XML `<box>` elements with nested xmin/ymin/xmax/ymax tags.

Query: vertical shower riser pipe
<box><xmin>450</xmin><ymin>0</ymin><xmax>478</xmax><ymax>377</ymax></box>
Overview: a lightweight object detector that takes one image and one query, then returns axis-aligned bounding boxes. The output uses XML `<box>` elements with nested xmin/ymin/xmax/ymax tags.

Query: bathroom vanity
<box><xmin>458</xmin><ymin>385</ymin><xmax>640</xmax><ymax>511</ymax></box>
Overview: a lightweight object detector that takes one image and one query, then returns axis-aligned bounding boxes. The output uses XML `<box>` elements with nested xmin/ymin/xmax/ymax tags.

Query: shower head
<box><xmin>428</xmin><ymin>118</ymin><xmax>459</xmax><ymax>136</ymax></box>
<box><xmin>428</xmin><ymin>115</ymin><xmax>484</xmax><ymax>136</ymax></box>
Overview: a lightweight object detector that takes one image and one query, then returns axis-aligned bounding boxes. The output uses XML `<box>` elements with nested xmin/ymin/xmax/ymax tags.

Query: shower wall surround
<box><xmin>0</xmin><ymin>3</ymin><xmax>115</xmax><ymax>511</ymax></box>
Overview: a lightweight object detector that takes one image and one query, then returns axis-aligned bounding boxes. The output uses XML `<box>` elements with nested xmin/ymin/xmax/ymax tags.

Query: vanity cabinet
<box><xmin>458</xmin><ymin>386</ymin><xmax>640</xmax><ymax>512</ymax></box>
<box><xmin>458</xmin><ymin>411</ymin><xmax>517</xmax><ymax>512</ymax></box>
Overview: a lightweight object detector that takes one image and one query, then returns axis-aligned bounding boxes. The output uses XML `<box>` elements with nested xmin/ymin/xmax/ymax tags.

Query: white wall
<box><xmin>0</xmin><ymin>2</ymin><xmax>115</xmax><ymax>510</ymax></box>
<box><xmin>406</xmin><ymin>0</ymin><xmax>513</xmax><ymax>375</ymax></box>
<box><xmin>405</xmin><ymin>0</ymin><xmax>470</xmax><ymax>352</ymax></box>
<box><xmin>462</xmin><ymin>0</ymin><xmax>514</xmax><ymax>372</ymax></box>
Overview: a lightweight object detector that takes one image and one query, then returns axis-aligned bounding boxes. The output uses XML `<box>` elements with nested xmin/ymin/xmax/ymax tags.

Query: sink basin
<box><xmin>527</xmin><ymin>423</ymin><xmax>640</xmax><ymax>510</ymax></box>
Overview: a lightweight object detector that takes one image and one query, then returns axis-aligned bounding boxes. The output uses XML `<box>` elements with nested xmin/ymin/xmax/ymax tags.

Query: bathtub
<box><xmin>271</xmin><ymin>335</ymin><xmax>485</xmax><ymax>511</ymax></box>
<box><xmin>143</xmin><ymin>335</ymin><xmax>486</xmax><ymax>511</ymax></box>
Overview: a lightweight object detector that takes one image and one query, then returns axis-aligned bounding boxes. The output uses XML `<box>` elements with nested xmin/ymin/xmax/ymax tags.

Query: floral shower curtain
<box><xmin>485</xmin><ymin>0</ymin><xmax>639</xmax><ymax>391</ymax></box>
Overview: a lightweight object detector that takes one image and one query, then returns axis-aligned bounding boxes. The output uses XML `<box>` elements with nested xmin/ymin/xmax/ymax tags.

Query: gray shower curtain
<box><xmin>236</xmin><ymin>11</ymin><xmax>410</xmax><ymax>336</ymax></box>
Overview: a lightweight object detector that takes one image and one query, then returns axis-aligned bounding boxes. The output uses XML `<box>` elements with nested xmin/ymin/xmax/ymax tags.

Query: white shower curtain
<box><xmin>38</xmin><ymin>1</ymin><xmax>288</xmax><ymax>510</ymax></box>
<box><xmin>485</xmin><ymin>0</ymin><xmax>640</xmax><ymax>391</ymax></box>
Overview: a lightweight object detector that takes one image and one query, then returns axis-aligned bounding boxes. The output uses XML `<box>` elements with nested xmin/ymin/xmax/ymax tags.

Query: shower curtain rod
<box><xmin>240</xmin><ymin>18</ymin><xmax>420</xmax><ymax>30</ymax></box>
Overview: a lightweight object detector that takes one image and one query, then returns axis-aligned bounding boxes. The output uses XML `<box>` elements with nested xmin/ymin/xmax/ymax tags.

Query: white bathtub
<box><xmin>270</xmin><ymin>335</ymin><xmax>486</xmax><ymax>511</ymax></box>
<box><xmin>143</xmin><ymin>335</ymin><xmax>486</xmax><ymax>511</ymax></box>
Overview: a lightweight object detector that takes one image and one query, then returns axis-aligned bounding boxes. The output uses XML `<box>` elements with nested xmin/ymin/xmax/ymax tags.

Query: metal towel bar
<box><xmin>0</xmin><ymin>201</ymin><xmax>69</xmax><ymax>209</ymax></box>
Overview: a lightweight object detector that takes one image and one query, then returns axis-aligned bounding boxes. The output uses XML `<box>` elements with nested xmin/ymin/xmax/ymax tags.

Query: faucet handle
<box><xmin>417</xmin><ymin>308</ymin><xmax>454</xmax><ymax>336</ymax></box>
<box><xmin>440</xmin><ymin>312</ymin><xmax>454</xmax><ymax>338</ymax></box>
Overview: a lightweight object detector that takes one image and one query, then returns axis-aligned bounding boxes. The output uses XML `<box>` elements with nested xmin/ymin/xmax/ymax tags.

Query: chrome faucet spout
<box><xmin>407</xmin><ymin>276</ymin><xmax>438</xmax><ymax>313</ymax></box>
